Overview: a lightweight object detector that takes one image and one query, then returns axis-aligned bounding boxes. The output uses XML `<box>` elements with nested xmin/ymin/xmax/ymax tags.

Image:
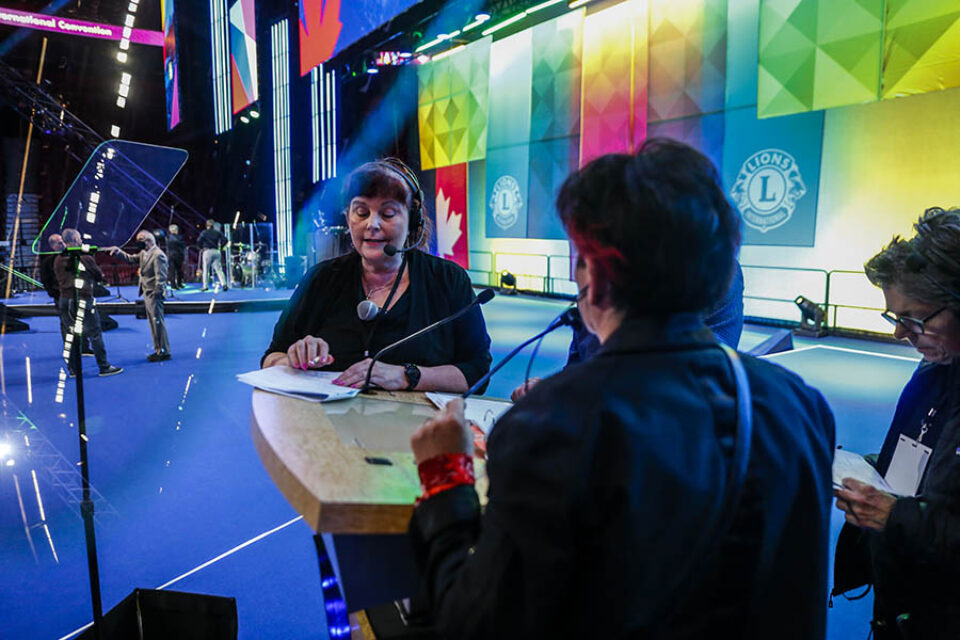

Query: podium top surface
<box><xmin>251</xmin><ymin>389</ymin><xmax>488</xmax><ymax>535</ymax></box>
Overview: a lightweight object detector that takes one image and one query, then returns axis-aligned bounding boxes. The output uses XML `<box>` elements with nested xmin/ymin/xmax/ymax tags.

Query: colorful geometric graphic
<box><xmin>648</xmin><ymin>0</ymin><xmax>727</xmax><ymax>122</ymax></box>
<box><xmin>531</xmin><ymin>13</ymin><xmax>583</xmax><ymax>142</ymax></box>
<box><xmin>580</xmin><ymin>2</ymin><xmax>646</xmax><ymax>165</ymax></box>
<box><xmin>758</xmin><ymin>0</ymin><xmax>883</xmax><ymax>118</ymax></box>
<box><xmin>881</xmin><ymin>0</ymin><xmax>960</xmax><ymax>99</ymax></box>
<box><xmin>161</xmin><ymin>0</ymin><xmax>180</xmax><ymax>129</ymax></box>
<box><xmin>417</xmin><ymin>37</ymin><xmax>490</xmax><ymax>170</ymax></box>
<box><xmin>435</xmin><ymin>163</ymin><xmax>470</xmax><ymax>269</ymax></box>
<box><xmin>229</xmin><ymin>0</ymin><xmax>258</xmax><ymax>114</ymax></box>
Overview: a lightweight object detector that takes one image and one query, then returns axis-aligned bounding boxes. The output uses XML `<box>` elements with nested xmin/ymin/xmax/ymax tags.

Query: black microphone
<box><xmin>462</xmin><ymin>307</ymin><xmax>577</xmax><ymax>399</ymax></box>
<box><xmin>383</xmin><ymin>225</ymin><xmax>427</xmax><ymax>256</ymax></box>
<box><xmin>361</xmin><ymin>288</ymin><xmax>496</xmax><ymax>392</ymax></box>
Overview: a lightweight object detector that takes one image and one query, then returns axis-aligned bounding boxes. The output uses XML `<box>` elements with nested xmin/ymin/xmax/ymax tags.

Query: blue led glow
<box><xmin>271</xmin><ymin>19</ymin><xmax>293</xmax><ymax>263</ymax></box>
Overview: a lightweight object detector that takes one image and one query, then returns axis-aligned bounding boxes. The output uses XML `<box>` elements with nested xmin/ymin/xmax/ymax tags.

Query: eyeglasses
<box><xmin>880</xmin><ymin>306</ymin><xmax>946</xmax><ymax>334</ymax></box>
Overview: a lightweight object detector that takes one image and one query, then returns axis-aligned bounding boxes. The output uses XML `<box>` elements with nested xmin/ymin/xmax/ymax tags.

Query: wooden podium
<box><xmin>251</xmin><ymin>388</ymin><xmax>487</xmax><ymax>630</ymax></box>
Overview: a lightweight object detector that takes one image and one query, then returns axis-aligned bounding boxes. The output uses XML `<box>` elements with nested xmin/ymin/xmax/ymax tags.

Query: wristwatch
<box><xmin>403</xmin><ymin>363</ymin><xmax>421</xmax><ymax>391</ymax></box>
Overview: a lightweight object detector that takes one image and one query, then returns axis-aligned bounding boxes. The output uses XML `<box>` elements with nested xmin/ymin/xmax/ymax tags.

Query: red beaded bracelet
<box><xmin>417</xmin><ymin>452</ymin><xmax>475</xmax><ymax>502</ymax></box>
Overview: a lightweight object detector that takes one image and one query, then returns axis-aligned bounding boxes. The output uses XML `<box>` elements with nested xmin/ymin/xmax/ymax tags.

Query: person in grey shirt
<box><xmin>107</xmin><ymin>231</ymin><xmax>171</xmax><ymax>361</ymax></box>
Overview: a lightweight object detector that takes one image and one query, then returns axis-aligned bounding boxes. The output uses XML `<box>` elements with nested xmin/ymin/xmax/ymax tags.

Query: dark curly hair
<box><xmin>865</xmin><ymin>207</ymin><xmax>960</xmax><ymax>311</ymax></box>
<box><xmin>556</xmin><ymin>138</ymin><xmax>740</xmax><ymax>316</ymax></box>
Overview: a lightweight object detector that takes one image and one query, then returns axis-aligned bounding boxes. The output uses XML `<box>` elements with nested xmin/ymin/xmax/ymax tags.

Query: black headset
<box><xmin>377</xmin><ymin>158</ymin><xmax>425</xmax><ymax>247</ymax></box>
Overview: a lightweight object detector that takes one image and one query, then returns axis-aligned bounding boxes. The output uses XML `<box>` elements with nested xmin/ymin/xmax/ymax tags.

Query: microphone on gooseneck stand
<box><xmin>360</xmin><ymin>288</ymin><xmax>496</xmax><ymax>393</ymax></box>
<box><xmin>462</xmin><ymin>306</ymin><xmax>578</xmax><ymax>400</ymax></box>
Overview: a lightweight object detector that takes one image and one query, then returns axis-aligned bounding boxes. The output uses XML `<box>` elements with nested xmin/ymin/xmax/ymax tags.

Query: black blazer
<box><xmin>264</xmin><ymin>250</ymin><xmax>492</xmax><ymax>389</ymax></box>
<box><xmin>411</xmin><ymin>314</ymin><xmax>835</xmax><ymax>639</ymax></box>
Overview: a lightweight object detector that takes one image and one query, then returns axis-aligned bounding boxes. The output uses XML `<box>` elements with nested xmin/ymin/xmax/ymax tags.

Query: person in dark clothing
<box><xmin>263</xmin><ymin>158</ymin><xmax>491</xmax><ymax>392</ymax></box>
<box><xmin>834</xmin><ymin>207</ymin><xmax>960</xmax><ymax>639</ymax></box>
<box><xmin>408</xmin><ymin>139</ymin><xmax>835</xmax><ymax>639</ymax></box>
<box><xmin>166</xmin><ymin>224</ymin><xmax>186</xmax><ymax>289</ymax></box>
<box><xmin>41</xmin><ymin>234</ymin><xmax>93</xmax><ymax>355</ymax></box>
<box><xmin>53</xmin><ymin>229</ymin><xmax>122</xmax><ymax>377</ymax></box>
<box><xmin>197</xmin><ymin>219</ymin><xmax>227</xmax><ymax>291</ymax></box>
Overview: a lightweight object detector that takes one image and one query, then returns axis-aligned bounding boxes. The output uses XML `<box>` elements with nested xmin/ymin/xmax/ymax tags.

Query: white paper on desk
<box><xmin>236</xmin><ymin>366</ymin><xmax>360</xmax><ymax>402</ymax></box>
<box><xmin>833</xmin><ymin>449</ymin><xmax>897</xmax><ymax>495</ymax></box>
<box><xmin>425</xmin><ymin>392</ymin><xmax>513</xmax><ymax>436</ymax></box>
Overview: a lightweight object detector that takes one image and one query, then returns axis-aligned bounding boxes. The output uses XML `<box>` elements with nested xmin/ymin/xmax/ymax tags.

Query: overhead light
<box><xmin>249</xmin><ymin>110</ymin><xmax>260</xmax><ymax>118</ymax></box>
<box><xmin>482</xmin><ymin>12</ymin><xmax>528</xmax><ymax>36</ymax></box>
<box><xmin>414</xmin><ymin>36</ymin><xmax>445</xmax><ymax>53</ymax></box>
<box><xmin>110</xmin><ymin>125</ymin><xmax>121</xmax><ymax>137</ymax></box>
<box><xmin>116</xmin><ymin>96</ymin><xmax>126</xmax><ymax>108</ymax></box>
<box><xmin>528</xmin><ymin>0</ymin><xmax>563</xmax><ymax>12</ymax></box>
<box><xmin>431</xmin><ymin>45</ymin><xmax>465</xmax><ymax>62</ymax></box>
<box><xmin>366</xmin><ymin>67</ymin><xmax>379</xmax><ymax>74</ymax></box>
<box><xmin>121</xmin><ymin>72</ymin><xmax>132</xmax><ymax>85</ymax></box>
<box><xmin>795</xmin><ymin>295</ymin><xmax>827</xmax><ymax>335</ymax></box>
<box><xmin>240</xmin><ymin>115</ymin><xmax>250</xmax><ymax>124</ymax></box>
<box><xmin>475</xmin><ymin>13</ymin><xmax>491</xmax><ymax>21</ymax></box>
<box><xmin>117</xmin><ymin>52</ymin><xmax>128</xmax><ymax>63</ymax></box>
<box><xmin>0</xmin><ymin>442</ymin><xmax>11</xmax><ymax>459</ymax></box>
<box><xmin>568</xmin><ymin>0</ymin><xmax>592</xmax><ymax>8</ymax></box>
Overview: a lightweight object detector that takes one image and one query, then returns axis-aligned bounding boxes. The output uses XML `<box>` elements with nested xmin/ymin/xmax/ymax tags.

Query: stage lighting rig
<box><xmin>795</xmin><ymin>295</ymin><xmax>827</xmax><ymax>336</ymax></box>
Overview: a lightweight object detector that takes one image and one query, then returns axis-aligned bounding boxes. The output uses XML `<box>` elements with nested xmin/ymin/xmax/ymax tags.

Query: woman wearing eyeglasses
<box><xmin>833</xmin><ymin>207</ymin><xmax>960</xmax><ymax>640</ymax></box>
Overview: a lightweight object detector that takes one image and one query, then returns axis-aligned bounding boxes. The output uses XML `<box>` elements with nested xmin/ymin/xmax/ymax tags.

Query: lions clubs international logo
<box><xmin>490</xmin><ymin>175</ymin><xmax>523</xmax><ymax>231</ymax></box>
<box><xmin>730</xmin><ymin>149</ymin><xmax>807</xmax><ymax>233</ymax></box>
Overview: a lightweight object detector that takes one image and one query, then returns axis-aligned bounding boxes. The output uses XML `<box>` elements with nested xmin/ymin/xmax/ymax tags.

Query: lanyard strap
<box><xmin>361</xmin><ymin>253</ymin><xmax>409</xmax><ymax>358</ymax></box>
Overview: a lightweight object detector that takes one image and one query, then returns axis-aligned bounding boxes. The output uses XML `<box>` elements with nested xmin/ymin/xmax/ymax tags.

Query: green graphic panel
<box><xmin>882</xmin><ymin>0</ymin><xmax>960</xmax><ymax>99</ymax></box>
<box><xmin>758</xmin><ymin>0</ymin><xmax>882</xmax><ymax>118</ymax></box>
<box><xmin>531</xmin><ymin>12</ymin><xmax>583</xmax><ymax>142</ymax></box>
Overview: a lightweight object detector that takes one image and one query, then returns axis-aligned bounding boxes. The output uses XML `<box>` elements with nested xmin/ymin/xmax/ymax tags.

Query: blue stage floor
<box><xmin>0</xmin><ymin>290</ymin><xmax>918</xmax><ymax>639</ymax></box>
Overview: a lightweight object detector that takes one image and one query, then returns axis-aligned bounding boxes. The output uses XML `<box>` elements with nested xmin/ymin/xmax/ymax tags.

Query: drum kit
<box><xmin>229</xmin><ymin>241</ymin><xmax>271</xmax><ymax>288</ymax></box>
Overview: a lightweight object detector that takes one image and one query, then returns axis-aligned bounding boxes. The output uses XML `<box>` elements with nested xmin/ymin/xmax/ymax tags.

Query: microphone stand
<box><xmin>463</xmin><ymin>307</ymin><xmax>576</xmax><ymax>399</ymax></box>
<box><xmin>361</xmin><ymin>289</ymin><xmax>495</xmax><ymax>393</ymax></box>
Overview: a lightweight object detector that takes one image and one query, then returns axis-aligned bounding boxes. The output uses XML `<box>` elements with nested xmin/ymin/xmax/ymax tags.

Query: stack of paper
<box><xmin>237</xmin><ymin>366</ymin><xmax>360</xmax><ymax>403</ymax></box>
<box><xmin>426</xmin><ymin>392</ymin><xmax>513</xmax><ymax>436</ymax></box>
<box><xmin>832</xmin><ymin>449</ymin><xmax>898</xmax><ymax>495</ymax></box>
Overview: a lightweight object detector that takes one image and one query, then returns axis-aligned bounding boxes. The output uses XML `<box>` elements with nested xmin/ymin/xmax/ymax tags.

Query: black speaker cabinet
<box><xmin>76</xmin><ymin>589</ymin><xmax>238</xmax><ymax>640</ymax></box>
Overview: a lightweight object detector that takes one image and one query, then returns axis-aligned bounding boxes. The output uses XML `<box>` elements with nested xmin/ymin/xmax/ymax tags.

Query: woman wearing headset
<box><xmin>261</xmin><ymin>159</ymin><xmax>492</xmax><ymax>393</ymax></box>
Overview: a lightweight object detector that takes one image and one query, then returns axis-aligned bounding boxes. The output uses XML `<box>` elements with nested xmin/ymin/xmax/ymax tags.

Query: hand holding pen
<box><xmin>286</xmin><ymin>335</ymin><xmax>336</xmax><ymax>370</ymax></box>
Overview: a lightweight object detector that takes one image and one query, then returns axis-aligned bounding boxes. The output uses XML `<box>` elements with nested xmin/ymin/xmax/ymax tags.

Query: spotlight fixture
<box><xmin>794</xmin><ymin>295</ymin><xmax>827</xmax><ymax>336</ymax></box>
<box><xmin>500</xmin><ymin>270</ymin><xmax>518</xmax><ymax>295</ymax></box>
<box><xmin>249</xmin><ymin>110</ymin><xmax>260</xmax><ymax>119</ymax></box>
<box><xmin>240</xmin><ymin>115</ymin><xmax>250</xmax><ymax>124</ymax></box>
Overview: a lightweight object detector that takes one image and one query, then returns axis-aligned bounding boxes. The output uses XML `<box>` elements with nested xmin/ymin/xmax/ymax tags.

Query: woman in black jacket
<box><xmin>834</xmin><ymin>207</ymin><xmax>960</xmax><ymax>639</ymax></box>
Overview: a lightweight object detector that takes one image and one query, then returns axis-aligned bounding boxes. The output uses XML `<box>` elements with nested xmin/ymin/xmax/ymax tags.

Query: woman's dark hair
<box><xmin>556</xmin><ymin>138</ymin><xmax>740</xmax><ymax>316</ymax></box>
<box><xmin>341</xmin><ymin>159</ymin><xmax>431</xmax><ymax>250</ymax></box>
<box><xmin>865</xmin><ymin>207</ymin><xmax>960</xmax><ymax>311</ymax></box>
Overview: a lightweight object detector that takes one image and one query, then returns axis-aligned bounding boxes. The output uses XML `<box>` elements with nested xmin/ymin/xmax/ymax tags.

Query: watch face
<box><xmin>404</xmin><ymin>363</ymin><xmax>421</xmax><ymax>390</ymax></box>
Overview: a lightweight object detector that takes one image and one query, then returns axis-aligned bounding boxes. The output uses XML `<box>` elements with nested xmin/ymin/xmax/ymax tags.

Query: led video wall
<box><xmin>161</xmin><ymin>0</ymin><xmax>181</xmax><ymax>129</ymax></box>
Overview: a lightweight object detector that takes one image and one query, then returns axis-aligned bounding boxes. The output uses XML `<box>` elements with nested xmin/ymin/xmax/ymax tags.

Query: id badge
<box><xmin>884</xmin><ymin>434</ymin><xmax>933</xmax><ymax>496</ymax></box>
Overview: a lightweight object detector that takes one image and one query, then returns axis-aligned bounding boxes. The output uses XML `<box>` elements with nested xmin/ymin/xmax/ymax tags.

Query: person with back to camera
<box><xmin>261</xmin><ymin>158</ymin><xmax>491</xmax><ymax>393</ymax></box>
<box><xmin>833</xmin><ymin>207</ymin><xmax>960</xmax><ymax>639</ymax></box>
<box><xmin>197</xmin><ymin>219</ymin><xmax>228</xmax><ymax>291</ymax></box>
<box><xmin>406</xmin><ymin>139</ymin><xmax>836</xmax><ymax>639</ymax></box>
<box><xmin>166</xmin><ymin>224</ymin><xmax>186</xmax><ymax>289</ymax></box>
<box><xmin>53</xmin><ymin>228</ymin><xmax>122</xmax><ymax>377</ymax></box>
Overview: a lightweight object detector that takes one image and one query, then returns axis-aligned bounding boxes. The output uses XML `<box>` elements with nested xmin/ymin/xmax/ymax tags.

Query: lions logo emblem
<box><xmin>490</xmin><ymin>175</ymin><xmax>523</xmax><ymax>231</ymax></box>
<box><xmin>730</xmin><ymin>149</ymin><xmax>806</xmax><ymax>233</ymax></box>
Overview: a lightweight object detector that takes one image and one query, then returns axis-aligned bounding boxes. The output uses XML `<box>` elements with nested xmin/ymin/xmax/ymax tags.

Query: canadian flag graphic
<box><xmin>434</xmin><ymin>164</ymin><xmax>469</xmax><ymax>270</ymax></box>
